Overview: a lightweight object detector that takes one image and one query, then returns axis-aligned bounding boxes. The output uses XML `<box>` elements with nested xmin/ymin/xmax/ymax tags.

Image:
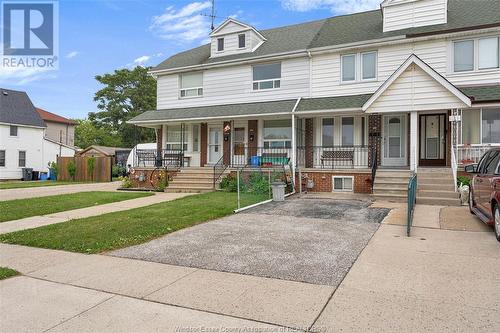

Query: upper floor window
<box><xmin>180</xmin><ymin>72</ymin><xmax>203</xmax><ymax>98</ymax></box>
<box><xmin>453</xmin><ymin>36</ymin><xmax>500</xmax><ymax>72</ymax></box>
<box><xmin>10</xmin><ymin>125</ymin><xmax>18</xmax><ymax>136</ymax></box>
<box><xmin>252</xmin><ymin>63</ymin><xmax>281</xmax><ymax>90</ymax></box>
<box><xmin>238</xmin><ymin>34</ymin><xmax>245</xmax><ymax>48</ymax></box>
<box><xmin>0</xmin><ymin>150</ymin><xmax>5</xmax><ymax>167</ymax></box>
<box><xmin>217</xmin><ymin>38</ymin><xmax>224</xmax><ymax>51</ymax></box>
<box><xmin>341</xmin><ymin>51</ymin><xmax>377</xmax><ymax>83</ymax></box>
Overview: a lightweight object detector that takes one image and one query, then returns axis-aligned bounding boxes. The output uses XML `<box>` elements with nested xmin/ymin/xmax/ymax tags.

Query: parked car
<box><xmin>465</xmin><ymin>148</ymin><xmax>500</xmax><ymax>242</ymax></box>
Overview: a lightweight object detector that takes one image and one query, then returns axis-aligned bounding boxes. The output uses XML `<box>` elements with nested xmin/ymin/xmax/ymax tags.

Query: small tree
<box><xmin>67</xmin><ymin>160</ymin><xmax>76</xmax><ymax>181</ymax></box>
<box><xmin>48</xmin><ymin>161</ymin><xmax>58</xmax><ymax>180</ymax></box>
<box><xmin>87</xmin><ymin>157</ymin><xmax>96</xmax><ymax>181</ymax></box>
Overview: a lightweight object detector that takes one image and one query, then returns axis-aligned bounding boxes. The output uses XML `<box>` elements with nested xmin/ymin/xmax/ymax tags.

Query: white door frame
<box><xmin>382</xmin><ymin>114</ymin><xmax>407</xmax><ymax>167</ymax></box>
<box><xmin>208</xmin><ymin>125</ymin><xmax>222</xmax><ymax>164</ymax></box>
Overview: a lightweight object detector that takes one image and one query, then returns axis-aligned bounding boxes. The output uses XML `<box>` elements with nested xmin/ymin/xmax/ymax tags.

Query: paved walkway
<box><xmin>1</xmin><ymin>201</ymin><xmax>498</xmax><ymax>332</ymax></box>
<box><xmin>0</xmin><ymin>192</ymin><xmax>192</xmax><ymax>234</ymax></box>
<box><xmin>0</xmin><ymin>182</ymin><xmax>121</xmax><ymax>201</ymax></box>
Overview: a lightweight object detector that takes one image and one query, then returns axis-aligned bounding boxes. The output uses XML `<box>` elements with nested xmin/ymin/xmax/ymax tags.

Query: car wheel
<box><xmin>494</xmin><ymin>204</ymin><xmax>500</xmax><ymax>242</ymax></box>
<box><xmin>469</xmin><ymin>187</ymin><xmax>474</xmax><ymax>214</ymax></box>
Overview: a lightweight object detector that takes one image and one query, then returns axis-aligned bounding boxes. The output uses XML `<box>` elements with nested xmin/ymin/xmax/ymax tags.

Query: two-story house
<box><xmin>35</xmin><ymin>107</ymin><xmax>77</xmax><ymax>147</ymax></box>
<box><xmin>129</xmin><ymin>0</ymin><xmax>500</xmax><ymax>201</ymax></box>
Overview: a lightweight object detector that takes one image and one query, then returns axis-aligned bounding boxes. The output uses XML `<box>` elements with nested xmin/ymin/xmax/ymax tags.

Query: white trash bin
<box><xmin>271</xmin><ymin>182</ymin><xmax>286</xmax><ymax>201</ymax></box>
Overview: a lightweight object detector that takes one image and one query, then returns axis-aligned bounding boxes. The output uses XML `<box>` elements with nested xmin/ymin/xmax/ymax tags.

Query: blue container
<box><xmin>250</xmin><ymin>156</ymin><xmax>260</xmax><ymax>166</ymax></box>
<box><xmin>40</xmin><ymin>172</ymin><xmax>48</xmax><ymax>181</ymax></box>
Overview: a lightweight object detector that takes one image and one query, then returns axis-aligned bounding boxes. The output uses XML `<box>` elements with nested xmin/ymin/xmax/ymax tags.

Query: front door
<box><xmin>208</xmin><ymin>126</ymin><xmax>222</xmax><ymax>164</ymax></box>
<box><xmin>382</xmin><ymin>115</ymin><xmax>406</xmax><ymax>167</ymax></box>
<box><xmin>233</xmin><ymin>127</ymin><xmax>246</xmax><ymax>166</ymax></box>
<box><xmin>419</xmin><ymin>114</ymin><xmax>446</xmax><ymax>166</ymax></box>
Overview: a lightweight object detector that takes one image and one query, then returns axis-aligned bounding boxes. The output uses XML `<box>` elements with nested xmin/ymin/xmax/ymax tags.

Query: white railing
<box><xmin>451</xmin><ymin>147</ymin><xmax>458</xmax><ymax>193</ymax></box>
<box><xmin>456</xmin><ymin>145</ymin><xmax>492</xmax><ymax>165</ymax></box>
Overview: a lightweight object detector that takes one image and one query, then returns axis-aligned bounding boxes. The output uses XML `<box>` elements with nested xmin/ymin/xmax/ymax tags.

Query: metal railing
<box><xmin>296</xmin><ymin>145</ymin><xmax>370</xmax><ymax>169</ymax></box>
<box><xmin>456</xmin><ymin>145</ymin><xmax>492</xmax><ymax>165</ymax></box>
<box><xmin>370</xmin><ymin>145</ymin><xmax>378</xmax><ymax>192</ymax></box>
<box><xmin>230</xmin><ymin>147</ymin><xmax>292</xmax><ymax>168</ymax></box>
<box><xmin>213</xmin><ymin>152</ymin><xmax>230</xmax><ymax>187</ymax></box>
<box><xmin>407</xmin><ymin>173</ymin><xmax>417</xmax><ymax>237</ymax></box>
<box><xmin>133</xmin><ymin>149</ymin><xmax>186</xmax><ymax>168</ymax></box>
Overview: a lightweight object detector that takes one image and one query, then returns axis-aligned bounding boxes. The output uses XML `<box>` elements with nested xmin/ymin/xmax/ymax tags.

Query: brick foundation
<box><xmin>127</xmin><ymin>167</ymin><xmax>177</xmax><ymax>190</ymax></box>
<box><xmin>296</xmin><ymin>170</ymin><xmax>372</xmax><ymax>194</ymax></box>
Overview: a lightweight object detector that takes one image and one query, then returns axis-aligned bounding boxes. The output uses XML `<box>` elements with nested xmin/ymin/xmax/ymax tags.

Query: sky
<box><xmin>0</xmin><ymin>0</ymin><xmax>381</xmax><ymax>120</ymax></box>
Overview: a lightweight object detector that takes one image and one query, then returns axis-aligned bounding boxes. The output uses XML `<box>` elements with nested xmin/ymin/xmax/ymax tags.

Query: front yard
<box><xmin>0</xmin><ymin>192</ymin><xmax>267</xmax><ymax>253</ymax></box>
<box><xmin>0</xmin><ymin>191</ymin><xmax>152</xmax><ymax>222</ymax></box>
<box><xmin>0</xmin><ymin>181</ymin><xmax>88</xmax><ymax>190</ymax></box>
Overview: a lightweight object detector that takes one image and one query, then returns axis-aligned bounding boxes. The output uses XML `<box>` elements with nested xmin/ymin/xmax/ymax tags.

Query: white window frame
<box><xmin>238</xmin><ymin>33</ymin><xmax>246</xmax><ymax>49</ymax></box>
<box><xmin>341</xmin><ymin>51</ymin><xmax>378</xmax><ymax>83</ymax></box>
<box><xmin>179</xmin><ymin>73</ymin><xmax>203</xmax><ymax>99</ymax></box>
<box><xmin>0</xmin><ymin>150</ymin><xmax>5</xmax><ymax>167</ymax></box>
<box><xmin>263</xmin><ymin>119</ymin><xmax>291</xmax><ymax>149</ymax></box>
<box><xmin>450</xmin><ymin>35</ymin><xmax>500</xmax><ymax>74</ymax></box>
<box><xmin>165</xmin><ymin>125</ymin><xmax>188</xmax><ymax>151</ymax></box>
<box><xmin>478</xmin><ymin>37</ymin><xmax>500</xmax><ymax>70</ymax></box>
<box><xmin>18</xmin><ymin>150</ymin><xmax>26</xmax><ymax>168</ymax></box>
<box><xmin>217</xmin><ymin>37</ymin><xmax>224</xmax><ymax>52</ymax></box>
<box><xmin>252</xmin><ymin>63</ymin><xmax>281</xmax><ymax>92</ymax></box>
<box><xmin>332</xmin><ymin>176</ymin><xmax>354</xmax><ymax>192</ymax></box>
<box><xmin>459</xmin><ymin>107</ymin><xmax>500</xmax><ymax>146</ymax></box>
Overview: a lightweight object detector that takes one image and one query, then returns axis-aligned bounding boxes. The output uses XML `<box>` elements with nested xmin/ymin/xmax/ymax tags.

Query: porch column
<box><xmin>305</xmin><ymin>118</ymin><xmax>314</xmax><ymax>168</ymax></box>
<box><xmin>223</xmin><ymin>121</ymin><xmax>231</xmax><ymax>166</ymax></box>
<box><xmin>368</xmin><ymin>115</ymin><xmax>382</xmax><ymax>167</ymax></box>
<box><xmin>155</xmin><ymin>126</ymin><xmax>162</xmax><ymax>167</ymax></box>
<box><xmin>200</xmin><ymin>123</ymin><xmax>207</xmax><ymax>167</ymax></box>
<box><xmin>410</xmin><ymin>111</ymin><xmax>418</xmax><ymax>172</ymax></box>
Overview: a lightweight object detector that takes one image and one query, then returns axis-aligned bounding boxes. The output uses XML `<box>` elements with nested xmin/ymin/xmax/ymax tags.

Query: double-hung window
<box><xmin>18</xmin><ymin>151</ymin><xmax>26</xmax><ymax>167</ymax></box>
<box><xmin>166</xmin><ymin>125</ymin><xmax>188</xmax><ymax>151</ymax></box>
<box><xmin>180</xmin><ymin>72</ymin><xmax>203</xmax><ymax>98</ymax></box>
<box><xmin>217</xmin><ymin>38</ymin><xmax>224</xmax><ymax>51</ymax></box>
<box><xmin>341</xmin><ymin>51</ymin><xmax>377</xmax><ymax>82</ymax></box>
<box><xmin>0</xmin><ymin>150</ymin><xmax>5</xmax><ymax>167</ymax></box>
<box><xmin>322</xmin><ymin>118</ymin><xmax>334</xmax><ymax>147</ymax></box>
<box><xmin>238</xmin><ymin>34</ymin><xmax>245</xmax><ymax>48</ymax></box>
<box><xmin>252</xmin><ymin>63</ymin><xmax>281</xmax><ymax>90</ymax></box>
<box><xmin>453</xmin><ymin>36</ymin><xmax>500</xmax><ymax>72</ymax></box>
<box><xmin>263</xmin><ymin>119</ymin><xmax>291</xmax><ymax>148</ymax></box>
<box><xmin>10</xmin><ymin>125</ymin><xmax>18</xmax><ymax>136</ymax></box>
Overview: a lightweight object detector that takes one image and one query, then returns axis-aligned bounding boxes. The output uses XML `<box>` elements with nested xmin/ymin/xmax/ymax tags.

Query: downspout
<box><xmin>291</xmin><ymin>97</ymin><xmax>301</xmax><ymax>192</ymax></box>
<box><xmin>307</xmin><ymin>51</ymin><xmax>312</xmax><ymax>98</ymax></box>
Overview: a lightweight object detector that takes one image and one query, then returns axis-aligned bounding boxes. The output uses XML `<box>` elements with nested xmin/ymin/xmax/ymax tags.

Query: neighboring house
<box><xmin>77</xmin><ymin>145</ymin><xmax>132</xmax><ymax>167</ymax></box>
<box><xmin>0</xmin><ymin>88</ymin><xmax>77</xmax><ymax>180</ymax></box>
<box><xmin>129</xmin><ymin>0</ymin><xmax>500</xmax><ymax>196</ymax></box>
<box><xmin>36</xmin><ymin>107</ymin><xmax>77</xmax><ymax>146</ymax></box>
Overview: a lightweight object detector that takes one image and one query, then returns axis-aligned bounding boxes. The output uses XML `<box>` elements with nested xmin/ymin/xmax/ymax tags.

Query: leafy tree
<box><xmin>74</xmin><ymin>119</ymin><xmax>122</xmax><ymax>149</ymax></box>
<box><xmin>90</xmin><ymin>66</ymin><xmax>156</xmax><ymax>147</ymax></box>
<box><xmin>67</xmin><ymin>160</ymin><xmax>76</xmax><ymax>181</ymax></box>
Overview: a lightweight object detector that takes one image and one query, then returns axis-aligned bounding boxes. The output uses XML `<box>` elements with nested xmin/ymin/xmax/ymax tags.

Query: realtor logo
<box><xmin>1</xmin><ymin>1</ymin><xmax>58</xmax><ymax>69</ymax></box>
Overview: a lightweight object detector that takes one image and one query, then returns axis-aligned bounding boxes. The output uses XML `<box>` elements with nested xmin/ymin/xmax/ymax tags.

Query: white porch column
<box><xmin>291</xmin><ymin>112</ymin><xmax>296</xmax><ymax>181</ymax></box>
<box><xmin>410</xmin><ymin>111</ymin><xmax>418</xmax><ymax>172</ymax></box>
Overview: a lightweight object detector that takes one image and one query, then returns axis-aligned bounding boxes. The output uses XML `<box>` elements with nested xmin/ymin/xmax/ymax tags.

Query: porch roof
<box><xmin>128</xmin><ymin>99</ymin><xmax>298</xmax><ymax>125</ymax></box>
<box><xmin>460</xmin><ymin>85</ymin><xmax>500</xmax><ymax>104</ymax></box>
<box><xmin>296</xmin><ymin>94</ymin><xmax>372</xmax><ymax>113</ymax></box>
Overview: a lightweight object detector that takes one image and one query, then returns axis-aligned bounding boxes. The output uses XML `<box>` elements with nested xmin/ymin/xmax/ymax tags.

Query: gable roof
<box><xmin>152</xmin><ymin>0</ymin><xmax>500</xmax><ymax>73</ymax></box>
<box><xmin>36</xmin><ymin>107</ymin><xmax>77</xmax><ymax>125</ymax></box>
<box><xmin>0</xmin><ymin>88</ymin><xmax>46</xmax><ymax>128</ymax></box>
<box><xmin>77</xmin><ymin>145</ymin><xmax>130</xmax><ymax>156</ymax></box>
<box><xmin>210</xmin><ymin>18</ymin><xmax>267</xmax><ymax>41</ymax></box>
<box><xmin>362</xmin><ymin>54</ymin><xmax>471</xmax><ymax>112</ymax></box>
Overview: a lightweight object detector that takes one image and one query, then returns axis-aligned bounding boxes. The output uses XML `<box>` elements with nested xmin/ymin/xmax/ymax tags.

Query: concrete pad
<box><xmin>412</xmin><ymin>204</ymin><xmax>442</xmax><ymax>228</ymax></box>
<box><xmin>315</xmin><ymin>286</ymin><xmax>500</xmax><ymax>333</ymax></box>
<box><xmin>30</xmin><ymin>254</ymin><xmax>197</xmax><ymax>298</ymax></box>
<box><xmin>0</xmin><ymin>215</ymin><xmax>67</xmax><ymax>234</ymax></box>
<box><xmin>372</xmin><ymin>202</ymin><xmax>406</xmax><ymax>225</ymax></box>
<box><xmin>0</xmin><ymin>243</ymin><xmax>81</xmax><ymax>273</ymax></box>
<box><xmin>146</xmin><ymin>269</ymin><xmax>333</xmax><ymax>329</ymax></box>
<box><xmin>0</xmin><ymin>276</ymin><xmax>112</xmax><ymax>333</ymax></box>
<box><xmin>46</xmin><ymin>295</ymin><xmax>285</xmax><ymax>333</ymax></box>
<box><xmin>440</xmin><ymin>206</ymin><xmax>492</xmax><ymax>232</ymax></box>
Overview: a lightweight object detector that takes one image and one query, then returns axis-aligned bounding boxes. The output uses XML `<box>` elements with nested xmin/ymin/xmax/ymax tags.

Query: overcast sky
<box><xmin>0</xmin><ymin>0</ymin><xmax>380</xmax><ymax>119</ymax></box>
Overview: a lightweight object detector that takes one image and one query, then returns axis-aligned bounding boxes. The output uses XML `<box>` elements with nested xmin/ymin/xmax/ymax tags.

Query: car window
<box><xmin>476</xmin><ymin>152</ymin><xmax>489</xmax><ymax>174</ymax></box>
<box><xmin>484</xmin><ymin>152</ymin><xmax>500</xmax><ymax>175</ymax></box>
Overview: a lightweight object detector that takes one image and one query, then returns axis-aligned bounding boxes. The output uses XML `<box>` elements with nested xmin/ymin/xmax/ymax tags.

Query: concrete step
<box><xmin>165</xmin><ymin>187</ymin><xmax>213</xmax><ymax>193</ymax></box>
<box><xmin>418</xmin><ymin>183</ymin><xmax>455</xmax><ymax>191</ymax></box>
<box><xmin>170</xmin><ymin>180</ymin><xmax>214</xmax><ymax>186</ymax></box>
<box><xmin>418</xmin><ymin>177</ymin><xmax>454</xmax><ymax>185</ymax></box>
<box><xmin>371</xmin><ymin>193</ymin><xmax>407</xmax><ymax>203</ymax></box>
<box><xmin>373</xmin><ymin>188</ymin><xmax>407</xmax><ymax>195</ymax></box>
<box><xmin>374</xmin><ymin>177</ymin><xmax>410</xmax><ymax>183</ymax></box>
<box><xmin>416</xmin><ymin>196</ymin><xmax>461</xmax><ymax>206</ymax></box>
<box><xmin>373</xmin><ymin>183</ymin><xmax>407</xmax><ymax>190</ymax></box>
<box><xmin>417</xmin><ymin>190</ymin><xmax>459</xmax><ymax>199</ymax></box>
<box><xmin>376</xmin><ymin>171</ymin><xmax>412</xmax><ymax>178</ymax></box>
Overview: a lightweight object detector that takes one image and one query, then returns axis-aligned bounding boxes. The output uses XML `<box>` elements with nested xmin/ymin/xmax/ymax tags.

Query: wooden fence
<box><xmin>57</xmin><ymin>156</ymin><xmax>112</xmax><ymax>182</ymax></box>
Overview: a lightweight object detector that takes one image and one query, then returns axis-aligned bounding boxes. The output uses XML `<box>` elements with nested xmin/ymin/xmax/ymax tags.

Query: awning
<box><xmin>460</xmin><ymin>85</ymin><xmax>500</xmax><ymax>104</ymax></box>
<box><xmin>296</xmin><ymin>94</ymin><xmax>372</xmax><ymax>113</ymax></box>
<box><xmin>128</xmin><ymin>99</ymin><xmax>298</xmax><ymax>125</ymax></box>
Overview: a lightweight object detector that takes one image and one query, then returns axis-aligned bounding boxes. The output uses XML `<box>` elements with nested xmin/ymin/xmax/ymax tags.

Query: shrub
<box><xmin>87</xmin><ymin>157</ymin><xmax>96</xmax><ymax>181</ymax></box>
<box><xmin>67</xmin><ymin>160</ymin><xmax>76</xmax><ymax>180</ymax></box>
<box><xmin>119</xmin><ymin>176</ymin><xmax>132</xmax><ymax>188</ymax></box>
<box><xmin>247</xmin><ymin>171</ymin><xmax>270</xmax><ymax>195</ymax></box>
<box><xmin>112</xmin><ymin>165</ymin><xmax>126</xmax><ymax>177</ymax></box>
<box><xmin>219</xmin><ymin>174</ymin><xmax>245</xmax><ymax>192</ymax></box>
<box><xmin>155</xmin><ymin>171</ymin><xmax>168</xmax><ymax>192</ymax></box>
<box><xmin>48</xmin><ymin>161</ymin><xmax>58</xmax><ymax>179</ymax></box>
<box><xmin>457</xmin><ymin>175</ymin><xmax>471</xmax><ymax>187</ymax></box>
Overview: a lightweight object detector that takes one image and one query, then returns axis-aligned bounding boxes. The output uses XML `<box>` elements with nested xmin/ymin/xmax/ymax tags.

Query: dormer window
<box><xmin>238</xmin><ymin>34</ymin><xmax>245</xmax><ymax>48</ymax></box>
<box><xmin>252</xmin><ymin>63</ymin><xmax>281</xmax><ymax>90</ymax></box>
<box><xmin>180</xmin><ymin>72</ymin><xmax>203</xmax><ymax>98</ymax></box>
<box><xmin>217</xmin><ymin>38</ymin><xmax>224</xmax><ymax>52</ymax></box>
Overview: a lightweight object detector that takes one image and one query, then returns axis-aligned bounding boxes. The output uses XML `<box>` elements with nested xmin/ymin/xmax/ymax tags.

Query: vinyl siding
<box><xmin>383</xmin><ymin>0</ymin><xmax>447</xmax><ymax>32</ymax></box>
<box><xmin>157</xmin><ymin>57</ymin><xmax>309</xmax><ymax>109</ymax></box>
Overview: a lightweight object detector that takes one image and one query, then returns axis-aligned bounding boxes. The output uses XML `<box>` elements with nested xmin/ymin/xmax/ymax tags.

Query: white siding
<box><xmin>157</xmin><ymin>57</ymin><xmax>310</xmax><ymax>109</ymax></box>
<box><xmin>210</xmin><ymin>21</ymin><xmax>264</xmax><ymax>58</ymax></box>
<box><xmin>383</xmin><ymin>0</ymin><xmax>447</xmax><ymax>32</ymax></box>
<box><xmin>367</xmin><ymin>64</ymin><xmax>467</xmax><ymax>113</ymax></box>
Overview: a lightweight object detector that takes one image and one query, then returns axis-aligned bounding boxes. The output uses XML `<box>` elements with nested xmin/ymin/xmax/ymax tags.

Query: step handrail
<box><xmin>407</xmin><ymin>173</ymin><xmax>417</xmax><ymax>237</ymax></box>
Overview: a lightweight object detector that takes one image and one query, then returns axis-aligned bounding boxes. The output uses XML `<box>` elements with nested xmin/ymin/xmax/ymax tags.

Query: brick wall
<box><xmin>200</xmin><ymin>123</ymin><xmax>207</xmax><ymax>167</ymax></box>
<box><xmin>296</xmin><ymin>171</ymin><xmax>372</xmax><ymax>194</ymax></box>
<box><xmin>305</xmin><ymin>118</ymin><xmax>314</xmax><ymax>168</ymax></box>
<box><xmin>128</xmin><ymin>167</ymin><xmax>178</xmax><ymax>190</ymax></box>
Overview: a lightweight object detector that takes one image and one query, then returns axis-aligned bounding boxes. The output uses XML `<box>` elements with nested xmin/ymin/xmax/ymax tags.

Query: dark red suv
<box><xmin>466</xmin><ymin>148</ymin><xmax>500</xmax><ymax>242</ymax></box>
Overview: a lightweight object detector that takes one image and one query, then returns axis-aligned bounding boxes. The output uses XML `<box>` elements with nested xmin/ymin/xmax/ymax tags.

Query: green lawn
<box><xmin>0</xmin><ymin>267</ymin><xmax>19</xmax><ymax>280</ymax></box>
<box><xmin>0</xmin><ymin>192</ymin><xmax>267</xmax><ymax>254</ymax></box>
<box><xmin>0</xmin><ymin>191</ymin><xmax>153</xmax><ymax>222</ymax></box>
<box><xmin>0</xmin><ymin>181</ymin><xmax>87</xmax><ymax>190</ymax></box>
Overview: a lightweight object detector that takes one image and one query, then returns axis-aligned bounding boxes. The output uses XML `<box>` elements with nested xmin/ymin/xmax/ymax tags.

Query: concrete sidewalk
<box><xmin>0</xmin><ymin>181</ymin><xmax>121</xmax><ymax>201</ymax></box>
<box><xmin>0</xmin><ymin>192</ymin><xmax>192</xmax><ymax>234</ymax></box>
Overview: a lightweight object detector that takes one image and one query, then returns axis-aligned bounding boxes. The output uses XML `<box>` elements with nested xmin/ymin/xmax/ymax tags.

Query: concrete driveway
<box><xmin>110</xmin><ymin>197</ymin><xmax>390</xmax><ymax>287</ymax></box>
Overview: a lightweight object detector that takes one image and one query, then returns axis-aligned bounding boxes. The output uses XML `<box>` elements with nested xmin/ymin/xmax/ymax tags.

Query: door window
<box><xmin>234</xmin><ymin>127</ymin><xmax>245</xmax><ymax>155</ymax></box>
<box><xmin>388</xmin><ymin>117</ymin><xmax>401</xmax><ymax>158</ymax></box>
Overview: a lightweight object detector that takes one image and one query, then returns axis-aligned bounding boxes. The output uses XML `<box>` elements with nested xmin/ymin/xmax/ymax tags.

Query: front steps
<box><xmin>372</xmin><ymin>170</ymin><xmax>411</xmax><ymax>202</ymax></box>
<box><xmin>417</xmin><ymin>168</ymin><xmax>461</xmax><ymax>206</ymax></box>
<box><xmin>165</xmin><ymin>167</ymin><xmax>223</xmax><ymax>193</ymax></box>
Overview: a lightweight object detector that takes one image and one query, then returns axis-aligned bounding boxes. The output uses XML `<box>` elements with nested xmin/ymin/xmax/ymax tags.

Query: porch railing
<box><xmin>296</xmin><ymin>146</ymin><xmax>370</xmax><ymax>169</ymax></box>
<box><xmin>133</xmin><ymin>149</ymin><xmax>186</xmax><ymax>168</ymax></box>
<box><xmin>407</xmin><ymin>173</ymin><xmax>417</xmax><ymax>237</ymax></box>
<box><xmin>230</xmin><ymin>147</ymin><xmax>293</xmax><ymax>168</ymax></box>
<box><xmin>456</xmin><ymin>145</ymin><xmax>492</xmax><ymax>165</ymax></box>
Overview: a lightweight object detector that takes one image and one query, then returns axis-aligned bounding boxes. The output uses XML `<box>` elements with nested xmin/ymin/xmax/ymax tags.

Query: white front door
<box><xmin>208</xmin><ymin>126</ymin><xmax>222</xmax><ymax>164</ymax></box>
<box><xmin>382</xmin><ymin>115</ymin><xmax>407</xmax><ymax>167</ymax></box>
